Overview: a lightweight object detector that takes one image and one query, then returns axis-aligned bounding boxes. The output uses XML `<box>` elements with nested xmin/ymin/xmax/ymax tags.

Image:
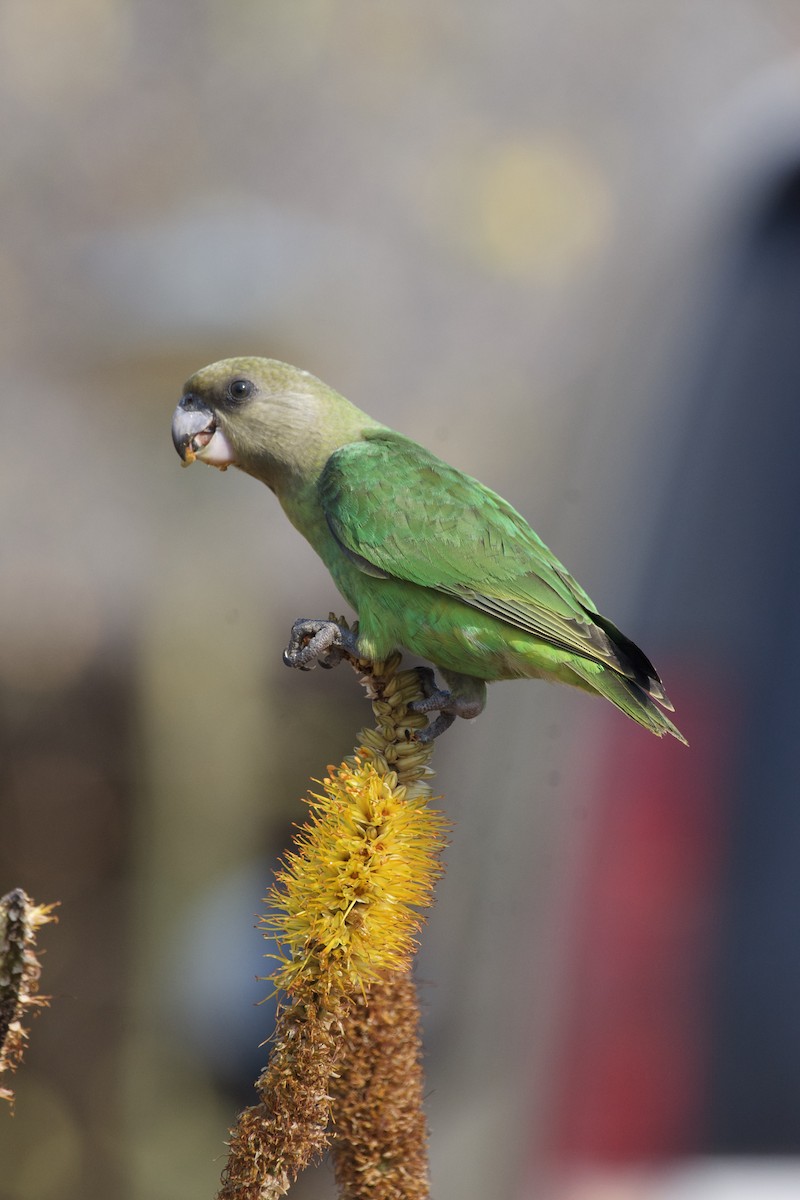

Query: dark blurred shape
<box><xmin>545</xmin><ymin>152</ymin><xmax>800</xmax><ymax>1169</ymax></box>
<box><xmin>667</xmin><ymin>159</ymin><xmax>800</xmax><ymax>1155</ymax></box>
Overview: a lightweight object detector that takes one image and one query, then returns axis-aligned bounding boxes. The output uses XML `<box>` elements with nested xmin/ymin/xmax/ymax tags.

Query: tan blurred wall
<box><xmin>2</xmin><ymin>4</ymin><xmax>800</xmax><ymax>1198</ymax></box>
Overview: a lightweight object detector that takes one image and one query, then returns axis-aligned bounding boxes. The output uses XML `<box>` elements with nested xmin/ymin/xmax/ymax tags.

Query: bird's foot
<box><xmin>282</xmin><ymin>617</ymin><xmax>359</xmax><ymax>672</ymax></box>
<box><xmin>408</xmin><ymin>667</ymin><xmax>482</xmax><ymax>742</ymax></box>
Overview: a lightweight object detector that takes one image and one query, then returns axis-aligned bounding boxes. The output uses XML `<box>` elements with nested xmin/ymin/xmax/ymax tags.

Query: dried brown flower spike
<box><xmin>0</xmin><ymin>889</ymin><xmax>58</xmax><ymax>1106</ymax></box>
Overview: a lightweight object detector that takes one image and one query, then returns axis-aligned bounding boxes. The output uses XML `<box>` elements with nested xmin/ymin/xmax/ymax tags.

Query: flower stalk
<box><xmin>218</xmin><ymin>648</ymin><xmax>446</xmax><ymax>1198</ymax></box>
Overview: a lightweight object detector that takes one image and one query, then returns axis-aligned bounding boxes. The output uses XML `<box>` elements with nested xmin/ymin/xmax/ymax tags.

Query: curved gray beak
<box><xmin>171</xmin><ymin>394</ymin><xmax>216</xmax><ymax>463</ymax></box>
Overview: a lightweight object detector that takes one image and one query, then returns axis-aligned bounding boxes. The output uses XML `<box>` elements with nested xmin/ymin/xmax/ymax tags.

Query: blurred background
<box><xmin>3</xmin><ymin>2</ymin><xmax>800</xmax><ymax>1198</ymax></box>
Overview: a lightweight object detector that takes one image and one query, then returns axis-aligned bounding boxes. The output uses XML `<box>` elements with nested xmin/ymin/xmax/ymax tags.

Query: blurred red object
<box><xmin>545</xmin><ymin>670</ymin><xmax>735</xmax><ymax>1163</ymax></box>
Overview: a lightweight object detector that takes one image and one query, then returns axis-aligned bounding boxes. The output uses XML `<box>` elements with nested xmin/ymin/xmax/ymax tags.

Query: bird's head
<box><xmin>171</xmin><ymin>356</ymin><xmax>363</xmax><ymax>487</ymax></box>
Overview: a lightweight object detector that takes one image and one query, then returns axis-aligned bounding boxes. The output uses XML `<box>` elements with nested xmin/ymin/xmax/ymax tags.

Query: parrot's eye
<box><xmin>228</xmin><ymin>378</ymin><xmax>254</xmax><ymax>403</ymax></box>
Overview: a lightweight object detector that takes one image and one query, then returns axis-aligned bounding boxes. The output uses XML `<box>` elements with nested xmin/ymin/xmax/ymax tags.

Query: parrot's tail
<box><xmin>568</xmin><ymin>657</ymin><xmax>688</xmax><ymax>745</ymax></box>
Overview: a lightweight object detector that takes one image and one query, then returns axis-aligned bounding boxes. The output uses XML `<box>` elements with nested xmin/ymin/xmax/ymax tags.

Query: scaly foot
<box><xmin>408</xmin><ymin>667</ymin><xmax>484</xmax><ymax>742</ymax></box>
<box><xmin>282</xmin><ymin>617</ymin><xmax>359</xmax><ymax>671</ymax></box>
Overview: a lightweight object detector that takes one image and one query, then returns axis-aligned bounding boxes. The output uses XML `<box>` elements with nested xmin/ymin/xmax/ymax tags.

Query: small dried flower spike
<box><xmin>0</xmin><ymin>889</ymin><xmax>58</xmax><ymax>1105</ymax></box>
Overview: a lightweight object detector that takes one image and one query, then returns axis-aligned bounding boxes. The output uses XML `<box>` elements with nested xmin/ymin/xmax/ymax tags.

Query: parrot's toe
<box><xmin>413</xmin><ymin>711</ymin><xmax>456</xmax><ymax>743</ymax></box>
<box><xmin>408</xmin><ymin>687</ymin><xmax>454</xmax><ymax>716</ymax></box>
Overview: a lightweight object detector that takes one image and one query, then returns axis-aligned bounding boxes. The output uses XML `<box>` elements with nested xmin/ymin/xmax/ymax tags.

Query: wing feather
<box><xmin>318</xmin><ymin>430</ymin><xmax>654</xmax><ymax>684</ymax></box>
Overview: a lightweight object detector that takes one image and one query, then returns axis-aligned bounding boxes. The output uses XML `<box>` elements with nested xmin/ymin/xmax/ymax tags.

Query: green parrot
<box><xmin>171</xmin><ymin>357</ymin><xmax>685</xmax><ymax>744</ymax></box>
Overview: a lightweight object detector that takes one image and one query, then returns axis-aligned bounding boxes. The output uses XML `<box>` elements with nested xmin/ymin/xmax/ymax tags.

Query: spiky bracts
<box><xmin>0</xmin><ymin>889</ymin><xmax>57</xmax><ymax>1106</ymax></box>
<box><xmin>267</xmin><ymin>756</ymin><xmax>446</xmax><ymax>998</ymax></box>
<box><xmin>218</xmin><ymin>654</ymin><xmax>444</xmax><ymax>1199</ymax></box>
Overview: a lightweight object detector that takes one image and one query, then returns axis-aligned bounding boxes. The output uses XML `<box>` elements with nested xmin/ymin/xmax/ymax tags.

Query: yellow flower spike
<box><xmin>267</xmin><ymin>756</ymin><xmax>446</xmax><ymax>999</ymax></box>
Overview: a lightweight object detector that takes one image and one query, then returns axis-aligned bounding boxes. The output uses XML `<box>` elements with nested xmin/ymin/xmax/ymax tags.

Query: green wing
<box><xmin>318</xmin><ymin>430</ymin><xmax>659</xmax><ymax>687</ymax></box>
